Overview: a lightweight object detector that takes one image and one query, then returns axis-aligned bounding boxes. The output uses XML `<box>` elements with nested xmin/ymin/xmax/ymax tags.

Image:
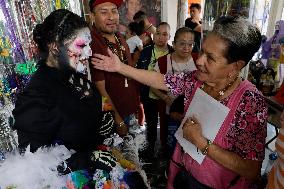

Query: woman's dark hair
<box><xmin>33</xmin><ymin>9</ymin><xmax>88</xmax><ymax>56</ymax></box>
<box><xmin>174</xmin><ymin>27</ymin><xmax>195</xmax><ymax>42</ymax></box>
<box><xmin>133</xmin><ymin>10</ymin><xmax>147</xmax><ymax>21</ymax></box>
<box><xmin>128</xmin><ymin>22</ymin><xmax>144</xmax><ymax>36</ymax></box>
<box><xmin>211</xmin><ymin>16</ymin><xmax>262</xmax><ymax>66</ymax></box>
<box><xmin>157</xmin><ymin>22</ymin><xmax>170</xmax><ymax>30</ymax></box>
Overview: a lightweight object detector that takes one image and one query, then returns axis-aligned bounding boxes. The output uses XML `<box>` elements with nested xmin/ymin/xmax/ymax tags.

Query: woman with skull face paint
<box><xmin>12</xmin><ymin>9</ymin><xmax>115</xmax><ymax>171</ymax></box>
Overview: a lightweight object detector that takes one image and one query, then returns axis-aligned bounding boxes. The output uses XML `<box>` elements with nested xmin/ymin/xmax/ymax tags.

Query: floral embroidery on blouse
<box><xmin>165</xmin><ymin>71</ymin><xmax>268</xmax><ymax>160</ymax></box>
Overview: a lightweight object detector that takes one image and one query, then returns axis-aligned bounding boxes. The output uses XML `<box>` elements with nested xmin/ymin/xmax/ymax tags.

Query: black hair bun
<box><xmin>33</xmin><ymin>23</ymin><xmax>44</xmax><ymax>45</ymax></box>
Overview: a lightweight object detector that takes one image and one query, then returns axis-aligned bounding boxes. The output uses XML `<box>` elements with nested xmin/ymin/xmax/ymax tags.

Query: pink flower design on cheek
<box><xmin>75</xmin><ymin>40</ymin><xmax>86</xmax><ymax>49</ymax></box>
<box><xmin>73</xmin><ymin>38</ymin><xmax>92</xmax><ymax>59</ymax></box>
<box><xmin>68</xmin><ymin>42</ymin><xmax>81</xmax><ymax>56</ymax></box>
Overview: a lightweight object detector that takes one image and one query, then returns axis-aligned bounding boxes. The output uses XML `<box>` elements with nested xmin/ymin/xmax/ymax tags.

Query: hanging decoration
<box><xmin>0</xmin><ymin>22</ymin><xmax>13</xmax><ymax>65</ymax></box>
<box><xmin>0</xmin><ymin>67</ymin><xmax>18</xmax><ymax>155</ymax></box>
<box><xmin>0</xmin><ymin>0</ymin><xmax>26</xmax><ymax>63</ymax></box>
<box><xmin>56</xmin><ymin>0</ymin><xmax>62</xmax><ymax>9</ymax></box>
<box><xmin>0</xmin><ymin>64</ymin><xmax>26</xmax><ymax>106</ymax></box>
<box><xmin>0</xmin><ymin>111</ymin><xmax>17</xmax><ymax>154</ymax></box>
<box><xmin>15</xmin><ymin>60</ymin><xmax>37</xmax><ymax>75</ymax></box>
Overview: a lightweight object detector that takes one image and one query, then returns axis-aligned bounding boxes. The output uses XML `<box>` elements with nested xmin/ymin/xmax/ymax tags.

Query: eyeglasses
<box><xmin>175</xmin><ymin>41</ymin><xmax>195</xmax><ymax>48</ymax></box>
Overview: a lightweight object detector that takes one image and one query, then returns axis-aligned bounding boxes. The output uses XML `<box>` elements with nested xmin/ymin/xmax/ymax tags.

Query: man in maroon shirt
<box><xmin>89</xmin><ymin>0</ymin><xmax>140</xmax><ymax>136</ymax></box>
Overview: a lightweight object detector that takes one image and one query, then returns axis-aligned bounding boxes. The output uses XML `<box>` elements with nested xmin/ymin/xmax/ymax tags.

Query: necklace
<box><xmin>201</xmin><ymin>77</ymin><xmax>239</xmax><ymax>100</ymax></box>
<box><xmin>104</xmin><ymin>35</ymin><xmax>126</xmax><ymax>64</ymax></box>
<box><xmin>104</xmin><ymin>35</ymin><xmax>129</xmax><ymax>87</ymax></box>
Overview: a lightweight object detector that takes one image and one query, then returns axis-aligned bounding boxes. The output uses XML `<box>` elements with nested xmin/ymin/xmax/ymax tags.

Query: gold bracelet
<box><xmin>201</xmin><ymin>139</ymin><xmax>212</xmax><ymax>155</ymax></box>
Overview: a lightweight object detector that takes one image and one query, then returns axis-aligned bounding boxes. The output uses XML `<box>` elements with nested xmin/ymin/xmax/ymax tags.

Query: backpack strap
<box><xmin>157</xmin><ymin>55</ymin><xmax>168</xmax><ymax>74</ymax></box>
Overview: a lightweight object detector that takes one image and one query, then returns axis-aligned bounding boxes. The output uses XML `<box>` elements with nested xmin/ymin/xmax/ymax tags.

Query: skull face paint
<box><xmin>66</xmin><ymin>27</ymin><xmax>92</xmax><ymax>73</ymax></box>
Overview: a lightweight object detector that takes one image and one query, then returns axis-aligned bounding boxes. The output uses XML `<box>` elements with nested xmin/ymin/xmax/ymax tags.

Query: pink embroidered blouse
<box><xmin>165</xmin><ymin>71</ymin><xmax>268</xmax><ymax>189</ymax></box>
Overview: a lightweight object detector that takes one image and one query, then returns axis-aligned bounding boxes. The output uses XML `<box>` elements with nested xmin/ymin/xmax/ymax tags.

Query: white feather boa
<box><xmin>0</xmin><ymin>145</ymin><xmax>73</xmax><ymax>189</ymax></box>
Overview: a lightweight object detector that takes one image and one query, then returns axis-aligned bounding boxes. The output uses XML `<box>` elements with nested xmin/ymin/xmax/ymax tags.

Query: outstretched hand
<box><xmin>91</xmin><ymin>48</ymin><xmax>121</xmax><ymax>72</ymax></box>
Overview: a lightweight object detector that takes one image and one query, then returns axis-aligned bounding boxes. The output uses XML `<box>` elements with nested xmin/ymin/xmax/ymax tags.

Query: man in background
<box><xmin>89</xmin><ymin>0</ymin><xmax>140</xmax><ymax>136</ymax></box>
<box><xmin>185</xmin><ymin>3</ymin><xmax>202</xmax><ymax>62</ymax></box>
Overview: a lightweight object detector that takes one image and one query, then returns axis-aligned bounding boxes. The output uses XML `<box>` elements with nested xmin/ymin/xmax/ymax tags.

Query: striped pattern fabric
<box><xmin>267</xmin><ymin>127</ymin><xmax>284</xmax><ymax>189</ymax></box>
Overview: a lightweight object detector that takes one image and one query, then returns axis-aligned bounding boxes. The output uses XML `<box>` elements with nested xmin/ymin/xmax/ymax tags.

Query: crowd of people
<box><xmin>10</xmin><ymin>0</ymin><xmax>284</xmax><ymax>188</ymax></box>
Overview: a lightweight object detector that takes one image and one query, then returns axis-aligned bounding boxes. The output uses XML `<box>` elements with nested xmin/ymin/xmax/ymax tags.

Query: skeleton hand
<box><xmin>99</xmin><ymin>111</ymin><xmax>115</xmax><ymax>137</ymax></box>
<box><xmin>90</xmin><ymin>150</ymin><xmax>117</xmax><ymax>172</ymax></box>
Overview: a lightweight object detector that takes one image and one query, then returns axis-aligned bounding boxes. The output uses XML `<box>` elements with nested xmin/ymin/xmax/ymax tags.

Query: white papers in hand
<box><xmin>175</xmin><ymin>88</ymin><xmax>230</xmax><ymax>164</ymax></box>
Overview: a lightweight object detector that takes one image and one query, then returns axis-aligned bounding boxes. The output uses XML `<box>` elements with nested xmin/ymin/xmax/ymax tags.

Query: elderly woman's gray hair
<box><xmin>211</xmin><ymin>16</ymin><xmax>261</xmax><ymax>65</ymax></box>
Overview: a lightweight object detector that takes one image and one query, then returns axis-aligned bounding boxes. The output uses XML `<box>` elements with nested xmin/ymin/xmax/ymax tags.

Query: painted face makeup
<box><xmin>66</xmin><ymin>27</ymin><xmax>92</xmax><ymax>74</ymax></box>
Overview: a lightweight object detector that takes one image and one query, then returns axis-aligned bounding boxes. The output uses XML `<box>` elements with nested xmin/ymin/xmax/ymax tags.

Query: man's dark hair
<box><xmin>189</xmin><ymin>3</ymin><xmax>201</xmax><ymax>11</ymax></box>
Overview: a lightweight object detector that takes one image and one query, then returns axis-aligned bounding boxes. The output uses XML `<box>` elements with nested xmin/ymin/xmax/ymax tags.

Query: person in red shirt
<box><xmin>89</xmin><ymin>0</ymin><xmax>140</xmax><ymax>136</ymax></box>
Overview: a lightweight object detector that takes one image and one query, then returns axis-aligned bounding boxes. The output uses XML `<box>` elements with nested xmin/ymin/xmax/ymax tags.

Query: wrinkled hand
<box><xmin>91</xmin><ymin>48</ymin><xmax>121</xmax><ymax>72</ymax></box>
<box><xmin>90</xmin><ymin>150</ymin><xmax>117</xmax><ymax>172</ymax></box>
<box><xmin>182</xmin><ymin>117</ymin><xmax>205</xmax><ymax>148</ymax></box>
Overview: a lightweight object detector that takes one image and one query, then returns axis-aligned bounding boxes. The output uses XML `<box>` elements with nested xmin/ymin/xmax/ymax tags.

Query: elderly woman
<box><xmin>92</xmin><ymin>16</ymin><xmax>267</xmax><ymax>188</ymax></box>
